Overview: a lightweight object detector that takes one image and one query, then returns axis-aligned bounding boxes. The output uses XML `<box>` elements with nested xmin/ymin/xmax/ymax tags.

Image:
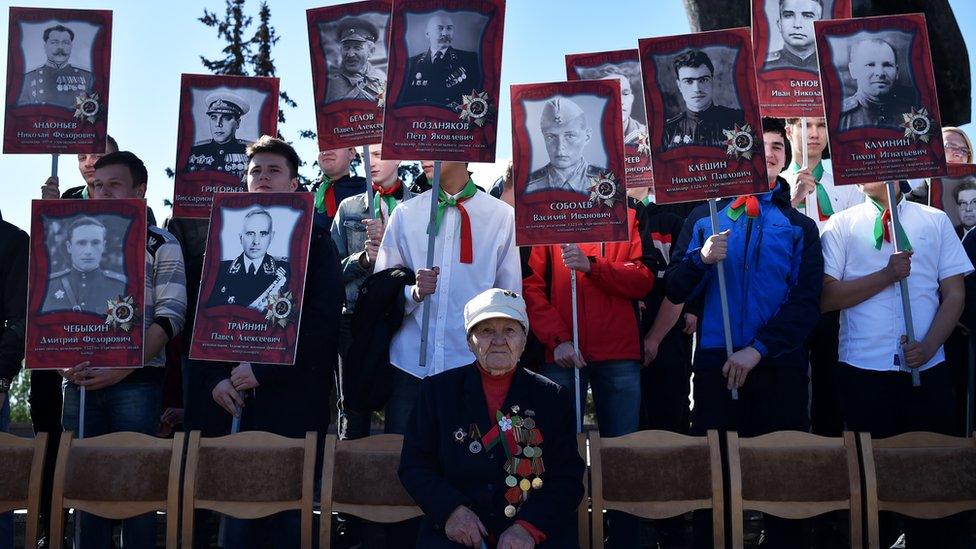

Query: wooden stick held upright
<box><xmin>885</xmin><ymin>181</ymin><xmax>921</xmax><ymax>387</ymax></box>
<box><xmin>800</xmin><ymin>117</ymin><xmax>809</xmax><ymax>170</ymax></box>
<box><xmin>362</xmin><ymin>144</ymin><xmax>374</xmax><ymax>219</ymax></box>
<box><xmin>571</xmin><ymin>269</ymin><xmax>582</xmax><ymax>433</ymax></box>
<box><xmin>708</xmin><ymin>199</ymin><xmax>739</xmax><ymax>400</ymax></box>
<box><xmin>418</xmin><ymin>161</ymin><xmax>442</xmax><ymax>368</ymax></box>
<box><xmin>51</xmin><ymin>153</ymin><xmax>59</xmax><ymax>179</ymax></box>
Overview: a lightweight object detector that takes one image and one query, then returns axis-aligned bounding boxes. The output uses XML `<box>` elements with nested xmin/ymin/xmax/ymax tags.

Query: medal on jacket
<box><xmin>481</xmin><ymin>405</ymin><xmax>545</xmax><ymax>519</ymax></box>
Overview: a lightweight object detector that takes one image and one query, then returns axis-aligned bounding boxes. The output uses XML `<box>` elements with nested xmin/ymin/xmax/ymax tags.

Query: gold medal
<box><xmin>504</xmin><ymin>505</ymin><xmax>516</xmax><ymax>518</ymax></box>
<box><xmin>532</xmin><ymin>477</ymin><xmax>543</xmax><ymax>490</ymax></box>
<box><xmin>519</xmin><ymin>478</ymin><xmax>531</xmax><ymax>492</ymax></box>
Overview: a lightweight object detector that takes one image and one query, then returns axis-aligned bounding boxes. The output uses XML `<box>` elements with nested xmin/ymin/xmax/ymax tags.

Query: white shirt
<box><xmin>243</xmin><ymin>255</ymin><xmax>263</xmax><ymax>274</ymax></box>
<box><xmin>375</xmin><ymin>189</ymin><xmax>522</xmax><ymax>378</ymax></box>
<box><xmin>821</xmin><ymin>198</ymin><xmax>973</xmax><ymax>372</ymax></box>
<box><xmin>782</xmin><ymin>160</ymin><xmax>863</xmax><ymax>232</ymax></box>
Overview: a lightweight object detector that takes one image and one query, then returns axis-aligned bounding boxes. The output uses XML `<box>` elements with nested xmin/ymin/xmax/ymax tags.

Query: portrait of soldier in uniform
<box><xmin>524</xmin><ymin>96</ymin><xmax>606</xmax><ymax>196</ymax></box>
<box><xmin>17</xmin><ymin>23</ymin><xmax>94</xmax><ymax>109</ymax></box>
<box><xmin>323</xmin><ymin>16</ymin><xmax>387</xmax><ymax>103</ymax></box>
<box><xmin>765</xmin><ymin>0</ymin><xmax>823</xmax><ymax>72</ymax></box>
<box><xmin>398</xmin><ymin>11</ymin><xmax>483</xmax><ymax>110</ymax></box>
<box><xmin>41</xmin><ymin>216</ymin><xmax>126</xmax><ymax>315</ymax></box>
<box><xmin>184</xmin><ymin>91</ymin><xmax>252</xmax><ymax>178</ymax></box>
<box><xmin>948</xmin><ymin>177</ymin><xmax>976</xmax><ymax>238</ymax></box>
<box><xmin>601</xmin><ymin>72</ymin><xmax>646</xmax><ymax>145</ymax></box>
<box><xmin>837</xmin><ymin>36</ymin><xmax>916</xmax><ymax>131</ymax></box>
<box><xmin>206</xmin><ymin>208</ymin><xmax>290</xmax><ymax>311</ymax></box>
<box><xmin>663</xmin><ymin>49</ymin><xmax>745</xmax><ymax>149</ymax></box>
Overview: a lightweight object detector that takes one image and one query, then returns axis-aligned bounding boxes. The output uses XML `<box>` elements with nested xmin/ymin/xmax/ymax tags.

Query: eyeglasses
<box><xmin>946</xmin><ymin>144</ymin><xmax>971</xmax><ymax>157</ymax></box>
<box><xmin>957</xmin><ymin>199</ymin><xmax>976</xmax><ymax>211</ymax></box>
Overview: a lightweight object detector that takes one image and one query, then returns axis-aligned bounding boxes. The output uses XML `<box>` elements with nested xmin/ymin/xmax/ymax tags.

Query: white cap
<box><xmin>463</xmin><ymin>289</ymin><xmax>529</xmax><ymax>334</ymax></box>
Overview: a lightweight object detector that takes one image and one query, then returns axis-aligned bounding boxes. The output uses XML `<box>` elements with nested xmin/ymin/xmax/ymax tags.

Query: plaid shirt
<box><xmin>145</xmin><ymin>226</ymin><xmax>187</xmax><ymax>367</ymax></box>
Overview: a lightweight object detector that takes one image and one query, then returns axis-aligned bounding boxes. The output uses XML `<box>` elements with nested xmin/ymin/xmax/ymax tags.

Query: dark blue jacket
<box><xmin>665</xmin><ymin>179</ymin><xmax>823</xmax><ymax>360</ymax></box>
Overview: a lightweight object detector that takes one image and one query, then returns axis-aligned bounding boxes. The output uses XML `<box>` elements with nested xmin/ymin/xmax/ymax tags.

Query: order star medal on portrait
<box><xmin>104</xmin><ymin>295</ymin><xmax>138</xmax><ymax>332</ymax></box>
<box><xmin>73</xmin><ymin>92</ymin><xmax>101</xmax><ymax>124</ymax></box>
<box><xmin>723</xmin><ymin>123</ymin><xmax>756</xmax><ymax>160</ymax></box>
<box><xmin>460</xmin><ymin>89</ymin><xmax>492</xmax><ymax>127</ymax></box>
<box><xmin>264</xmin><ymin>289</ymin><xmax>296</xmax><ymax>328</ymax></box>
<box><xmin>588</xmin><ymin>171</ymin><xmax>621</xmax><ymax>207</ymax></box>
<box><xmin>901</xmin><ymin>106</ymin><xmax>935</xmax><ymax>143</ymax></box>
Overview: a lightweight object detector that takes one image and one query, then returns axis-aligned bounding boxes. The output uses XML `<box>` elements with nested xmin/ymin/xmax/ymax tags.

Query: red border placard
<box><xmin>511</xmin><ymin>80</ymin><xmax>629</xmax><ymax>247</ymax></box>
<box><xmin>307</xmin><ymin>0</ymin><xmax>392</xmax><ymax>150</ymax></box>
<box><xmin>816</xmin><ymin>14</ymin><xmax>946</xmax><ymax>185</ymax></box>
<box><xmin>566</xmin><ymin>48</ymin><xmax>654</xmax><ymax>190</ymax></box>
<box><xmin>26</xmin><ymin>198</ymin><xmax>146</xmax><ymax>369</ymax></box>
<box><xmin>638</xmin><ymin>28</ymin><xmax>768</xmax><ymax>204</ymax></box>
<box><xmin>380</xmin><ymin>0</ymin><xmax>505</xmax><ymax>162</ymax></box>
<box><xmin>4</xmin><ymin>7</ymin><xmax>112</xmax><ymax>154</ymax></box>
<box><xmin>189</xmin><ymin>192</ymin><xmax>314</xmax><ymax>365</ymax></box>
<box><xmin>752</xmin><ymin>0</ymin><xmax>851</xmax><ymax>118</ymax></box>
<box><xmin>928</xmin><ymin>164</ymin><xmax>976</xmax><ymax>230</ymax></box>
<box><xmin>172</xmin><ymin>74</ymin><xmax>280</xmax><ymax>219</ymax></box>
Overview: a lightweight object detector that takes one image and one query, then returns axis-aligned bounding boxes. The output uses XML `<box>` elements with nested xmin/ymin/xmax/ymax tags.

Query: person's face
<box><xmin>786</xmin><ymin>117</ymin><xmax>828</xmax><ymax>157</ymax></box>
<box><xmin>467</xmin><ymin>318</ymin><xmax>526</xmax><ymax>375</ymax></box>
<box><xmin>849</xmin><ymin>41</ymin><xmax>897</xmax><ymax>99</ymax></box>
<box><xmin>676</xmin><ymin>65</ymin><xmax>713</xmax><ymax>113</ymax></box>
<box><xmin>944</xmin><ymin>130</ymin><xmax>971</xmax><ymax>164</ymax></box>
<box><xmin>318</xmin><ymin>148</ymin><xmax>356</xmax><ymax>179</ymax></box>
<box><xmin>340</xmin><ymin>40</ymin><xmax>374</xmax><ymax>74</ymax></box>
<box><xmin>247</xmin><ymin>152</ymin><xmax>298</xmax><ymax>193</ymax></box>
<box><xmin>608</xmin><ymin>75</ymin><xmax>635</xmax><ymax>122</ymax></box>
<box><xmin>369</xmin><ymin>146</ymin><xmax>400</xmax><ymax>187</ymax></box>
<box><xmin>425</xmin><ymin>15</ymin><xmax>454</xmax><ymax>51</ymax></box>
<box><xmin>209</xmin><ymin>113</ymin><xmax>240</xmax><ymax>144</ymax></box>
<box><xmin>764</xmin><ymin>131</ymin><xmax>787</xmax><ymax>184</ymax></box>
<box><xmin>91</xmin><ymin>164</ymin><xmax>145</xmax><ymax>199</ymax></box>
<box><xmin>421</xmin><ymin>161</ymin><xmax>468</xmax><ymax>181</ymax></box>
<box><xmin>956</xmin><ymin>189</ymin><xmax>976</xmax><ymax>228</ymax></box>
<box><xmin>66</xmin><ymin>224</ymin><xmax>105</xmax><ymax>272</ymax></box>
<box><xmin>542</xmin><ymin>117</ymin><xmax>591</xmax><ymax>170</ymax></box>
<box><xmin>777</xmin><ymin>0</ymin><xmax>822</xmax><ymax>49</ymax></box>
<box><xmin>857</xmin><ymin>181</ymin><xmax>888</xmax><ymax>202</ymax></box>
<box><xmin>44</xmin><ymin>30</ymin><xmax>72</xmax><ymax>65</ymax></box>
<box><xmin>240</xmin><ymin>214</ymin><xmax>273</xmax><ymax>260</ymax></box>
<box><xmin>78</xmin><ymin>154</ymin><xmax>104</xmax><ymax>184</ymax></box>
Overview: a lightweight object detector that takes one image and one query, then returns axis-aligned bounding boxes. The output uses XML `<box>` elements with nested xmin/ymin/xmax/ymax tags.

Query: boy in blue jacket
<box><xmin>666</xmin><ymin>118</ymin><xmax>824</xmax><ymax>548</ymax></box>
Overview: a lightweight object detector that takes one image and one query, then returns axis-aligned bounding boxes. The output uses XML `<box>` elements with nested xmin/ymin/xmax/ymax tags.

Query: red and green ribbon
<box><xmin>726</xmin><ymin>195</ymin><xmax>760</xmax><ymax>221</ymax></box>
<box><xmin>373</xmin><ymin>180</ymin><xmax>402</xmax><ymax>220</ymax></box>
<box><xmin>428</xmin><ymin>178</ymin><xmax>477</xmax><ymax>264</ymax></box>
<box><xmin>481</xmin><ymin>411</ymin><xmax>517</xmax><ymax>458</ymax></box>
<box><xmin>871</xmin><ymin>198</ymin><xmax>912</xmax><ymax>251</ymax></box>
<box><xmin>314</xmin><ymin>175</ymin><xmax>337</xmax><ymax>217</ymax></box>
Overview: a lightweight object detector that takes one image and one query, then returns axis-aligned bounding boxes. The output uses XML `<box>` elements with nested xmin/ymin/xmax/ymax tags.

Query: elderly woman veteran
<box><xmin>398</xmin><ymin>289</ymin><xmax>585</xmax><ymax>548</ymax></box>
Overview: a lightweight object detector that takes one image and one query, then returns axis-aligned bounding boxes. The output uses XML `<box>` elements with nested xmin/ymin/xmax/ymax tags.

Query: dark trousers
<box><xmin>691</xmin><ymin>349</ymin><xmax>810</xmax><ymax>549</ymax></box>
<box><xmin>943</xmin><ymin>328</ymin><xmax>973</xmax><ymax>436</ymax></box>
<box><xmin>808</xmin><ymin>312</ymin><xmax>845</xmax><ymax>437</ymax></box>
<box><xmin>29</xmin><ymin>369</ymin><xmax>63</xmax><ymax>542</ymax></box>
<box><xmin>639</xmin><ymin>330</ymin><xmax>692</xmax><ymax>433</ymax></box>
<box><xmin>837</xmin><ymin>362</ymin><xmax>970</xmax><ymax>547</ymax></box>
<box><xmin>338</xmin><ymin>314</ymin><xmax>373</xmax><ymax>440</ymax></box>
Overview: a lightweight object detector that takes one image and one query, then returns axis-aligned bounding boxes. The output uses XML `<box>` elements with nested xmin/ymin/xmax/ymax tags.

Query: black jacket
<box><xmin>399</xmin><ymin>364</ymin><xmax>584</xmax><ymax>547</ymax></box>
<box><xmin>204</xmin><ymin>225</ymin><xmax>343</xmax><ymax>437</ymax></box>
<box><xmin>343</xmin><ymin>267</ymin><xmax>415</xmax><ymax>411</ymax></box>
<box><xmin>0</xmin><ymin>214</ymin><xmax>28</xmax><ymax>384</ymax></box>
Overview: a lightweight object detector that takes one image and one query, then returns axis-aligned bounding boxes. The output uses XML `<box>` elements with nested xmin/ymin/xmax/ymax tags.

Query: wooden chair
<box><xmin>0</xmin><ymin>432</ymin><xmax>47</xmax><ymax>549</ymax></box>
<box><xmin>589</xmin><ymin>430</ymin><xmax>725</xmax><ymax>549</ymax></box>
<box><xmin>726</xmin><ymin>431</ymin><xmax>862</xmax><ymax>549</ymax></box>
<box><xmin>577</xmin><ymin>432</ymin><xmax>590</xmax><ymax>548</ymax></box>
<box><xmin>49</xmin><ymin>431</ymin><xmax>183</xmax><ymax>549</ymax></box>
<box><xmin>859</xmin><ymin>431</ymin><xmax>976</xmax><ymax>549</ymax></box>
<box><xmin>182</xmin><ymin>430</ymin><xmax>317</xmax><ymax>549</ymax></box>
<box><xmin>319</xmin><ymin>434</ymin><xmax>421</xmax><ymax>549</ymax></box>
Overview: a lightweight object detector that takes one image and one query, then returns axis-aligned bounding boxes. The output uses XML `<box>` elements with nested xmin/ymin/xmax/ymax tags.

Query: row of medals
<box><xmin>503</xmin><ymin>414</ymin><xmax>545</xmax><ymax>518</ymax></box>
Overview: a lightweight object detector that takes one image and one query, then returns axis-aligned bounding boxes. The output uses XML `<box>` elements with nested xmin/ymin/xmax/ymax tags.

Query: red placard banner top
<box><xmin>4</xmin><ymin>7</ymin><xmax>113</xmax><ymax>154</ymax></box>
<box><xmin>171</xmin><ymin>74</ymin><xmax>280</xmax><ymax>218</ymax></box>
<box><xmin>815</xmin><ymin>14</ymin><xmax>946</xmax><ymax>185</ymax></box>
<box><xmin>380</xmin><ymin>0</ymin><xmax>506</xmax><ymax>162</ymax></box>
<box><xmin>751</xmin><ymin>0</ymin><xmax>851</xmax><ymax>118</ymax></box>
<box><xmin>26</xmin><ymin>198</ymin><xmax>147</xmax><ymax>369</ymax></box>
<box><xmin>566</xmin><ymin>48</ymin><xmax>655</xmax><ymax>190</ymax></box>
<box><xmin>638</xmin><ymin>28</ymin><xmax>768</xmax><ymax>204</ymax></box>
<box><xmin>307</xmin><ymin>0</ymin><xmax>392</xmax><ymax>150</ymax></box>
